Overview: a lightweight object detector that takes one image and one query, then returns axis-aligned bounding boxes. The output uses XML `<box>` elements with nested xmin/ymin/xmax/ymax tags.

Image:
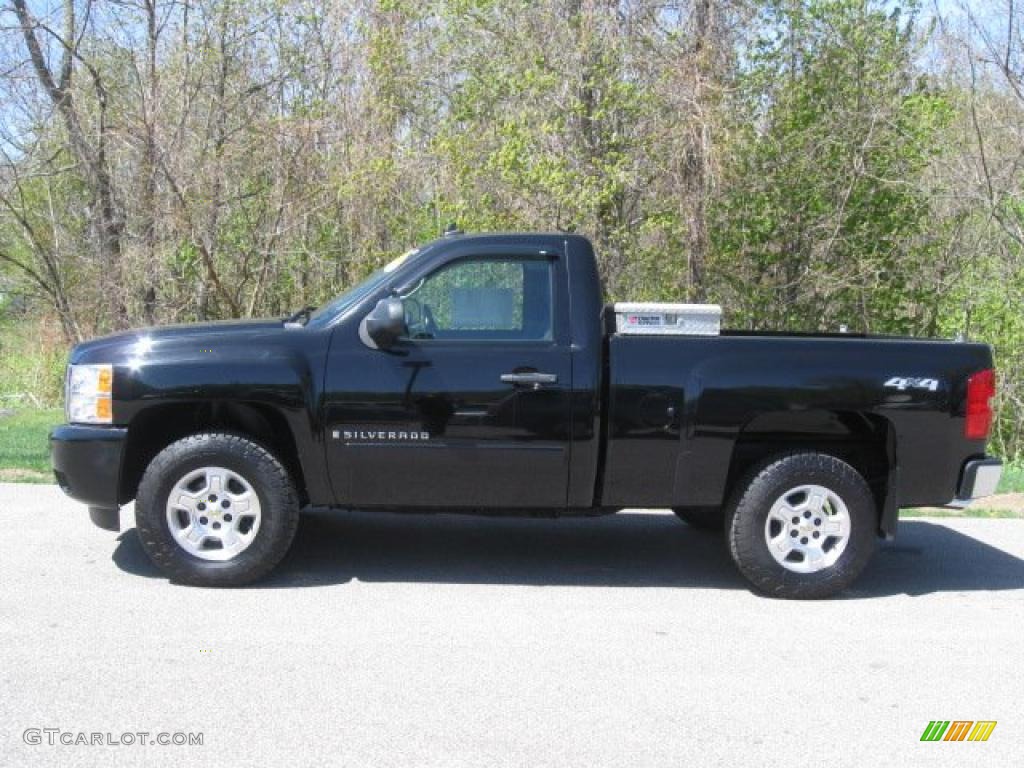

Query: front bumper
<box><xmin>50</xmin><ymin>424</ymin><xmax>127</xmax><ymax>519</ymax></box>
<box><xmin>951</xmin><ymin>456</ymin><xmax>1003</xmax><ymax>506</ymax></box>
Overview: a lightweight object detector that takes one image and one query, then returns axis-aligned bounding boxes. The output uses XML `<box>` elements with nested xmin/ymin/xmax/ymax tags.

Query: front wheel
<box><xmin>726</xmin><ymin>452</ymin><xmax>878</xmax><ymax>599</ymax></box>
<box><xmin>135</xmin><ymin>433</ymin><xmax>300</xmax><ymax>586</ymax></box>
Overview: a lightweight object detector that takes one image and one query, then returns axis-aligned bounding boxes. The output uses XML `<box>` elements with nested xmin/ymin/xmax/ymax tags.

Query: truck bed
<box><xmin>599</xmin><ymin>331</ymin><xmax>992</xmax><ymax>514</ymax></box>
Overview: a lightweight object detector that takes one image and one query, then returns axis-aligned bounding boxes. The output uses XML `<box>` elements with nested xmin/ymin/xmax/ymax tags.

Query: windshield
<box><xmin>306</xmin><ymin>247</ymin><xmax>421</xmax><ymax>326</ymax></box>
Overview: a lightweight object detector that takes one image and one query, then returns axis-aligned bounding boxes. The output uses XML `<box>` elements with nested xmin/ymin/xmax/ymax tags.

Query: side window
<box><xmin>402</xmin><ymin>258</ymin><xmax>553</xmax><ymax>341</ymax></box>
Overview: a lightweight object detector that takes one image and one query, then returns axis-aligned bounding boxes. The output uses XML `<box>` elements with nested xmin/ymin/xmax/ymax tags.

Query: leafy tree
<box><xmin>712</xmin><ymin>0</ymin><xmax>951</xmax><ymax>332</ymax></box>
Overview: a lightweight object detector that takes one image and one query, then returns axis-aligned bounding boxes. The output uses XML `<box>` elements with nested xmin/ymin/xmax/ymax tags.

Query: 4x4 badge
<box><xmin>884</xmin><ymin>376</ymin><xmax>939</xmax><ymax>392</ymax></box>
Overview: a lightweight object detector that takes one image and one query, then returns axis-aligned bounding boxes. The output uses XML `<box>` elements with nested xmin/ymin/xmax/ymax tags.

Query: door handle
<box><xmin>501</xmin><ymin>372</ymin><xmax>558</xmax><ymax>388</ymax></box>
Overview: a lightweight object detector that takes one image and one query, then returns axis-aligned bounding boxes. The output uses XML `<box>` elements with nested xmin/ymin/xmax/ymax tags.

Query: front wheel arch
<box><xmin>119</xmin><ymin>402</ymin><xmax>308</xmax><ymax>506</ymax></box>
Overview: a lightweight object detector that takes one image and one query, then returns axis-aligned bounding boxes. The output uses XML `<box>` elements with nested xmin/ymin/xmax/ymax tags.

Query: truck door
<box><xmin>323</xmin><ymin>249</ymin><xmax>572</xmax><ymax>508</ymax></box>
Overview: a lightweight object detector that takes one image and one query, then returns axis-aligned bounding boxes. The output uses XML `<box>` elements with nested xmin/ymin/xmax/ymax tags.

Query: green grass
<box><xmin>996</xmin><ymin>460</ymin><xmax>1024</xmax><ymax>494</ymax></box>
<box><xmin>0</xmin><ymin>321</ymin><xmax>68</xmax><ymax>409</ymax></box>
<box><xmin>0</xmin><ymin>408</ymin><xmax>62</xmax><ymax>483</ymax></box>
<box><xmin>901</xmin><ymin>507</ymin><xmax>1023</xmax><ymax>519</ymax></box>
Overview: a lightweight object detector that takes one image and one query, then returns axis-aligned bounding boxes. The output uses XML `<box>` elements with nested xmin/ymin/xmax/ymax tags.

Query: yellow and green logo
<box><xmin>920</xmin><ymin>721</ymin><xmax>997</xmax><ymax>742</ymax></box>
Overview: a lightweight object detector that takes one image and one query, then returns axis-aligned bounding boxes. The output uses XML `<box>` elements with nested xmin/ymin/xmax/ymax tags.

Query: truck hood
<box><xmin>69</xmin><ymin>318</ymin><xmax>291</xmax><ymax>365</ymax></box>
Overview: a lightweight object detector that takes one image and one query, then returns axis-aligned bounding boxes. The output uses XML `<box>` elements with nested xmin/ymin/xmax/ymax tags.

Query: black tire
<box><xmin>135</xmin><ymin>433</ymin><xmax>300</xmax><ymax>587</ymax></box>
<box><xmin>672</xmin><ymin>507</ymin><xmax>724</xmax><ymax>531</ymax></box>
<box><xmin>726</xmin><ymin>452</ymin><xmax>877</xmax><ymax>599</ymax></box>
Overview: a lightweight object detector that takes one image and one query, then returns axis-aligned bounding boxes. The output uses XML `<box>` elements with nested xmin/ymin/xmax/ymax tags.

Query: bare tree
<box><xmin>10</xmin><ymin>0</ymin><xmax>128</xmax><ymax>328</ymax></box>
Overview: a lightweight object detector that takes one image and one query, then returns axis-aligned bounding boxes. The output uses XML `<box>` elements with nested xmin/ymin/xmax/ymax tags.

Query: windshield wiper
<box><xmin>283</xmin><ymin>305</ymin><xmax>317</xmax><ymax>326</ymax></box>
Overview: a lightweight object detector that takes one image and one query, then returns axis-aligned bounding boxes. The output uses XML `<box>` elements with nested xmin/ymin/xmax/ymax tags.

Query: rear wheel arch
<box><xmin>724</xmin><ymin>410</ymin><xmax>896</xmax><ymax>535</ymax></box>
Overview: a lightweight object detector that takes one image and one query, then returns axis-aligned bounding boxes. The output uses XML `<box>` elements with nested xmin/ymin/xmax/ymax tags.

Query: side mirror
<box><xmin>360</xmin><ymin>296</ymin><xmax>406</xmax><ymax>350</ymax></box>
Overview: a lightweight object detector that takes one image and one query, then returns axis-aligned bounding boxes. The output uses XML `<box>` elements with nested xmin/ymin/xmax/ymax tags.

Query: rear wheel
<box><xmin>726</xmin><ymin>452</ymin><xmax>877</xmax><ymax>599</ymax></box>
<box><xmin>135</xmin><ymin>433</ymin><xmax>299</xmax><ymax>587</ymax></box>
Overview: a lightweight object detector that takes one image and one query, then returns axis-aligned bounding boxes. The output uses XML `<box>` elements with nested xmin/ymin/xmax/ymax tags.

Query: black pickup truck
<box><xmin>51</xmin><ymin>232</ymin><xmax>1001</xmax><ymax>597</ymax></box>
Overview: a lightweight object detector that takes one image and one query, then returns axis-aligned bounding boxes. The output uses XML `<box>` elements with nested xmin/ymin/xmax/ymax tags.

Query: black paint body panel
<box><xmin>601</xmin><ymin>334</ymin><xmax>992</xmax><ymax>509</ymax></box>
<box><xmin>52</xmin><ymin>233</ymin><xmax>996</xmax><ymax>532</ymax></box>
<box><xmin>50</xmin><ymin>424</ymin><xmax>128</xmax><ymax>508</ymax></box>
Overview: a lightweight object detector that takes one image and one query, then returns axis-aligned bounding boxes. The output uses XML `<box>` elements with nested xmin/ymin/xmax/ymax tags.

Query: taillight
<box><xmin>965</xmin><ymin>368</ymin><xmax>995</xmax><ymax>440</ymax></box>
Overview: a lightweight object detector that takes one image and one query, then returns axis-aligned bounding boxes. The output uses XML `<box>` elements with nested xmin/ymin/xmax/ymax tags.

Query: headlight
<box><xmin>66</xmin><ymin>364</ymin><xmax>114</xmax><ymax>424</ymax></box>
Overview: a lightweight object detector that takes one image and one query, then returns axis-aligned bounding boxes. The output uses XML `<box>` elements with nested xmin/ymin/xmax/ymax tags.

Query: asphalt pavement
<box><xmin>1</xmin><ymin>482</ymin><xmax>1022</xmax><ymax>767</ymax></box>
